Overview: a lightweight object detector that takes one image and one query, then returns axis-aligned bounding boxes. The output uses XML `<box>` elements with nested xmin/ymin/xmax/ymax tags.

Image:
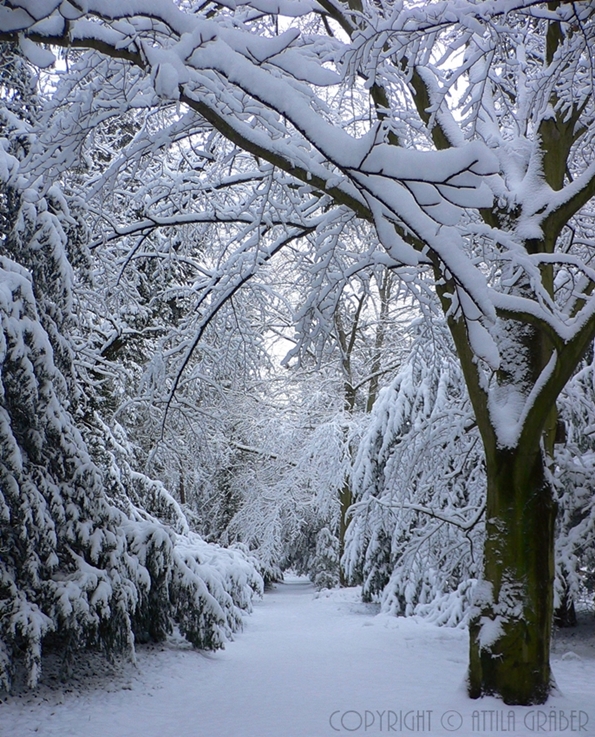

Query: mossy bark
<box><xmin>468</xmin><ymin>445</ymin><xmax>557</xmax><ymax>704</ymax></box>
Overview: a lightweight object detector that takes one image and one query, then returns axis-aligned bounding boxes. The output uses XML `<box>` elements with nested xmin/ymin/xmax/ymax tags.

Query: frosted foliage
<box><xmin>214</xmin><ymin>407</ymin><xmax>353</xmax><ymax>579</ymax></box>
<box><xmin>345</xmin><ymin>322</ymin><xmax>595</xmax><ymax>624</ymax></box>
<box><xmin>0</xmin><ymin>52</ymin><xmax>261</xmax><ymax>692</ymax></box>
<box><xmin>0</xmin><ymin>256</ymin><xmax>133</xmax><ymax>689</ymax></box>
<box><xmin>312</xmin><ymin>528</ymin><xmax>340</xmax><ymax>591</ymax></box>
<box><xmin>345</xmin><ymin>322</ymin><xmax>484</xmax><ymax>625</ymax></box>
<box><xmin>0</xmin><ymin>252</ymin><xmax>261</xmax><ymax>691</ymax></box>
<box><xmin>554</xmin><ymin>357</ymin><xmax>595</xmax><ymax>613</ymax></box>
<box><xmin>271</xmin><ymin>319</ymin><xmax>595</xmax><ymax>623</ymax></box>
<box><xmin>4</xmin><ymin>0</ymin><xmax>595</xmax><ymax>455</ymax></box>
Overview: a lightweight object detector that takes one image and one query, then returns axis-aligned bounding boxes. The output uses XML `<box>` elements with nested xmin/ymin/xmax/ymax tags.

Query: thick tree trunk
<box><xmin>468</xmin><ymin>445</ymin><xmax>557</xmax><ymax>704</ymax></box>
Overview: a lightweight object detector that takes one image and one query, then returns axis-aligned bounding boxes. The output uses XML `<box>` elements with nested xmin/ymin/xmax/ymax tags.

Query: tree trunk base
<box><xmin>467</xmin><ymin>447</ymin><xmax>557</xmax><ymax>705</ymax></box>
<box><xmin>469</xmin><ymin>615</ymin><xmax>552</xmax><ymax>705</ymax></box>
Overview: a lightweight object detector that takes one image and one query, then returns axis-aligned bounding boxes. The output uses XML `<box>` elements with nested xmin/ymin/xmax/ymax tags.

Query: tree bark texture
<box><xmin>468</xmin><ymin>445</ymin><xmax>557</xmax><ymax>704</ymax></box>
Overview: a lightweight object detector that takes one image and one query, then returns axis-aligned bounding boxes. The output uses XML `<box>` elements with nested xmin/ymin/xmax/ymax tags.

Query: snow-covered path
<box><xmin>3</xmin><ymin>578</ymin><xmax>595</xmax><ymax>737</ymax></box>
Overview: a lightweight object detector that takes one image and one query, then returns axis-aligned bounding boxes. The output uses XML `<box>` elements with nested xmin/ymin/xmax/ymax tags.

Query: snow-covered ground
<box><xmin>2</xmin><ymin>576</ymin><xmax>595</xmax><ymax>737</ymax></box>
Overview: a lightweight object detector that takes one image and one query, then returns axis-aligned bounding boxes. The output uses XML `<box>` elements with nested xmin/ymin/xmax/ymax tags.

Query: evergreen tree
<box><xmin>0</xmin><ymin>43</ymin><xmax>261</xmax><ymax>692</ymax></box>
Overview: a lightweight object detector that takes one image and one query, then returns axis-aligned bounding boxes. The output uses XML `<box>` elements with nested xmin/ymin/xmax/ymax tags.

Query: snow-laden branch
<box><xmin>162</xmin><ymin>225</ymin><xmax>315</xmax><ymax>431</ymax></box>
<box><xmin>88</xmin><ymin>211</ymin><xmax>314</xmax><ymax>248</ymax></box>
<box><xmin>353</xmin><ymin>496</ymin><xmax>486</xmax><ymax>532</ymax></box>
<box><xmin>1</xmin><ymin>1</ymin><xmax>501</xmax><ymax>271</ymax></box>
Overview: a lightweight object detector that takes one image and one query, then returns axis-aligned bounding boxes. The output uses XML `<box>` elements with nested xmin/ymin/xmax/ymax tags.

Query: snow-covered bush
<box><xmin>312</xmin><ymin>528</ymin><xmax>340</xmax><ymax>590</ymax></box>
<box><xmin>554</xmin><ymin>355</ymin><xmax>595</xmax><ymax>619</ymax></box>
<box><xmin>344</xmin><ymin>321</ymin><xmax>484</xmax><ymax>625</ymax></box>
<box><xmin>0</xmin><ymin>45</ymin><xmax>261</xmax><ymax>692</ymax></box>
<box><xmin>0</xmin><ymin>232</ymin><xmax>262</xmax><ymax>691</ymax></box>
